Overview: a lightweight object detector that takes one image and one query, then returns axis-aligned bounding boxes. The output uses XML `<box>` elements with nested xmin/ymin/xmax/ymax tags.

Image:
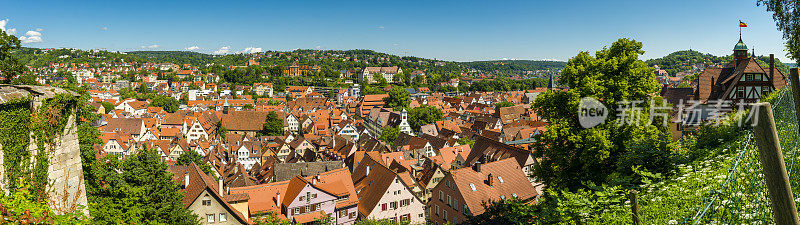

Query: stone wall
<box><xmin>0</xmin><ymin>85</ymin><xmax>88</xmax><ymax>215</ymax></box>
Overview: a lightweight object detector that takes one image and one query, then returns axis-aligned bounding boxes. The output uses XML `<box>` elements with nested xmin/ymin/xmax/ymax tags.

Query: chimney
<box><xmin>473</xmin><ymin>163</ymin><xmax>481</xmax><ymax>173</ymax></box>
<box><xmin>366</xmin><ymin>165</ymin><xmax>371</xmax><ymax>176</ymax></box>
<box><xmin>312</xmin><ymin>175</ymin><xmax>318</xmax><ymax>185</ymax></box>
<box><xmin>183</xmin><ymin>172</ymin><xmax>189</xmax><ymax>189</ymax></box>
<box><xmin>770</xmin><ymin>54</ymin><xmax>775</xmax><ymax>82</ymax></box>
<box><xmin>487</xmin><ymin>173</ymin><xmax>494</xmax><ymax>186</ymax></box>
<box><xmin>276</xmin><ymin>192</ymin><xmax>281</xmax><ymax>205</ymax></box>
<box><xmin>218</xmin><ymin>178</ymin><xmax>224</xmax><ymax>197</ymax></box>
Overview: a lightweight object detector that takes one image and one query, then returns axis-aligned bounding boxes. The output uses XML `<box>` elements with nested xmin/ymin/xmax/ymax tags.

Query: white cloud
<box><xmin>378</xmin><ymin>25</ymin><xmax>385</xmax><ymax>29</ymax></box>
<box><xmin>35</xmin><ymin>28</ymin><xmax>43</xmax><ymax>32</ymax></box>
<box><xmin>240</xmin><ymin>47</ymin><xmax>262</xmax><ymax>54</ymax></box>
<box><xmin>141</xmin><ymin>44</ymin><xmax>160</xmax><ymax>49</ymax></box>
<box><xmin>20</xmin><ymin>29</ymin><xmax>43</xmax><ymax>43</ymax></box>
<box><xmin>214</xmin><ymin>46</ymin><xmax>231</xmax><ymax>54</ymax></box>
<box><xmin>315</xmin><ymin>46</ymin><xmax>322</xmax><ymax>50</ymax></box>
<box><xmin>25</xmin><ymin>30</ymin><xmax>41</xmax><ymax>37</ymax></box>
<box><xmin>392</xmin><ymin>43</ymin><xmax>399</xmax><ymax>46</ymax></box>
<box><xmin>0</xmin><ymin>19</ymin><xmax>15</xmax><ymax>35</ymax></box>
<box><xmin>20</xmin><ymin>35</ymin><xmax>42</xmax><ymax>44</ymax></box>
<box><xmin>186</xmin><ymin>46</ymin><xmax>200</xmax><ymax>51</ymax></box>
<box><xmin>102</xmin><ymin>27</ymin><xmax>108</xmax><ymax>31</ymax></box>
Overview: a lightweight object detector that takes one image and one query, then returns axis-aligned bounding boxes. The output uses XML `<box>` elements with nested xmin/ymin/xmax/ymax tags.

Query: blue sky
<box><xmin>0</xmin><ymin>0</ymin><xmax>793</xmax><ymax>62</ymax></box>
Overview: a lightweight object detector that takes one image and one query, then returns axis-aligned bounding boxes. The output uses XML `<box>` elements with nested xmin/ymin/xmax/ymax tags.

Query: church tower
<box><xmin>733</xmin><ymin>37</ymin><xmax>749</xmax><ymax>67</ymax></box>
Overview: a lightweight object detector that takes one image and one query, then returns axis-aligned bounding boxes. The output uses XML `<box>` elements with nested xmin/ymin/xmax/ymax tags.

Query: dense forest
<box><xmin>11</xmin><ymin>47</ymin><xmax>570</xmax><ymax>78</ymax></box>
<box><xmin>129</xmin><ymin>51</ymin><xmax>251</xmax><ymax>66</ymax></box>
<box><xmin>12</xmin><ymin>47</ymin><xmax>146</xmax><ymax>67</ymax></box>
<box><xmin>645</xmin><ymin>50</ymin><xmax>728</xmax><ymax>75</ymax></box>
<box><xmin>462</xmin><ymin>60</ymin><xmax>566</xmax><ymax>74</ymax></box>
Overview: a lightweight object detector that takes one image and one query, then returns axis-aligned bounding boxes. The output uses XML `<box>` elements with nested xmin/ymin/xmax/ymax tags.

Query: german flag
<box><xmin>739</xmin><ymin>21</ymin><xmax>748</xmax><ymax>27</ymax></box>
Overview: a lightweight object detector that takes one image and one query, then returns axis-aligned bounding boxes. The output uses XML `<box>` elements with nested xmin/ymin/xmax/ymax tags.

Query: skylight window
<box><xmin>498</xmin><ymin>176</ymin><xmax>504</xmax><ymax>184</ymax></box>
<box><xmin>469</xmin><ymin>183</ymin><xmax>476</xmax><ymax>191</ymax></box>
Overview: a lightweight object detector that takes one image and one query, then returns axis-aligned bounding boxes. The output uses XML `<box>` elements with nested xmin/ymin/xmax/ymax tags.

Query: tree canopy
<box><xmin>532</xmin><ymin>38</ymin><xmax>674</xmax><ymax>191</ymax></box>
<box><xmin>495</xmin><ymin>101</ymin><xmax>515</xmax><ymax>108</ymax></box>
<box><xmin>383</xmin><ymin>87</ymin><xmax>410</xmax><ymax>110</ymax></box>
<box><xmin>150</xmin><ymin>95</ymin><xmax>180</xmax><ymax>113</ymax></box>
<box><xmin>759</xmin><ymin>0</ymin><xmax>800</xmax><ymax>63</ymax></box>
<box><xmin>408</xmin><ymin>105</ymin><xmax>443</xmax><ymax>132</ymax></box>
<box><xmin>176</xmin><ymin>150</ymin><xmax>215</xmax><ymax>178</ymax></box>
<box><xmin>89</xmin><ymin>148</ymin><xmax>200</xmax><ymax>224</ymax></box>
<box><xmin>380</xmin><ymin>126</ymin><xmax>399</xmax><ymax>145</ymax></box>
<box><xmin>0</xmin><ymin>30</ymin><xmax>27</xmax><ymax>83</ymax></box>
<box><xmin>262</xmin><ymin>111</ymin><xmax>284</xmax><ymax>136</ymax></box>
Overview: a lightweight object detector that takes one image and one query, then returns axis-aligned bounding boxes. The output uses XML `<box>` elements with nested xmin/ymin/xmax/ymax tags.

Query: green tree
<box><xmin>213</xmin><ymin>120</ymin><xmax>227</xmax><ymax>139</ymax></box>
<box><xmin>12</xmin><ymin>74</ymin><xmax>38</xmax><ymax>85</ymax></box>
<box><xmin>380</xmin><ymin>126</ymin><xmax>399</xmax><ymax>145</ymax></box>
<box><xmin>495</xmin><ymin>101</ymin><xmax>515</xmax><ymax>108</ymax></box>
<box><xmin>176</xmin><ymin>150</ymin><xmax>215</xmax><ymax>178</ymax></box>
<box><xmin>374</xmin><ymin>74</ymin><xmax>388</xmax><ymax>86</ymax></box>
<box><xmin>0</xmin><ymin>30</ymin><xmax>27</xmax><ymax>83</ymax></box>
<box><xmin>100</xmin><ymin>102</ymin><xmax>115</xmax><ymax>114</ymax></box>
<box><xmin>179</xmin><ymin>93</ymin><xmax>189</xmax><ymax>105</ymax></box>
<box><xmin>463</xmin><ymin>197</ymin><xmax>538</xmax><ymax>225</ymax></box>
<box><xmin>457</xmin><ymin>137</ymin><xmax>475</xmax><ymax>147</ymax></box>
<box><xmin>243</xmin><ymin>104</ymin><xmax>254</xmax><ymax>110</ymax></box>
<box><xmin>408</xmin><ymin>105</ymin><xmax>443</xmax><ymax>132</ymax></box>
<box><xmin>150</xmin><ymin>95</ymin><xmax>179</xmax><ymax>113</ymax></box>
<box><xmin>383</xmin><ymin>86</ymin><xmax>410</xmax><ymax>110</ymax></box>
<box><xmin>89</xmin><ymin>148</ymin><xmax>200</xmax><ymax>224</ymax></box>
<box><xmin>262</xmin><ymin>111</ymin><xmax>284</xmax><ymax>136</ymax></box>
<box><xmin>759</xmin><ymin>0</ymin><xmax>800</xmax><ymax>63</ymax></box>
<box><xmin>531</xmin><ymin>38</ymin><xmax>673</xmax><ymax>191</ymax></box>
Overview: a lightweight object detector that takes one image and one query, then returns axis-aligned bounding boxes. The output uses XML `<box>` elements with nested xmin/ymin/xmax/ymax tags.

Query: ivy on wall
<box><xmin>0</xmin><ymin>93</ymin><xmax>76</xmax><ymax>200</ymax></box>
<box><xmin>0</xmin><ymin>98</ymin><xmax>32</xmax><ymax>193</ymax></box>
<box><xmin>30</xmin><ymin>93</ymin><xmax>76</xmax><ymax>198</ymax></box>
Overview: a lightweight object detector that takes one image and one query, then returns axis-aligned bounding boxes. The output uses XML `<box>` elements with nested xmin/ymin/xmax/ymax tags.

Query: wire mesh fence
<box><xmin>687</xmin><ymin>86</ymin><xmax>800</xmax><ymax>224</ymax></box>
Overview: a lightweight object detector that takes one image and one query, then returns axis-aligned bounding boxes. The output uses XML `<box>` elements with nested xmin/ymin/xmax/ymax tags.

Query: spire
<box><xmin>547</xmin><ymin>73</ymin><xmax>555</xmax><ymax>90</ymax></box>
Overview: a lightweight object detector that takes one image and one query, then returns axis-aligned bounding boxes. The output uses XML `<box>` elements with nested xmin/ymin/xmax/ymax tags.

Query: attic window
<box><xmin>498</xmin><ymin>176</ymin><xmax>504</xmax><ymax>184</ymax></box>
<box><xmin>469</xmin><ymin>183</ymin><xmax>476</xmax><ymax>191</ymax></box>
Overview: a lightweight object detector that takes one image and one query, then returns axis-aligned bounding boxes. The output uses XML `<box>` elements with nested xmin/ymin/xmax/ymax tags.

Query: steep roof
<box><xmin>272</xmin><ymin>161</ymin><xmax>344</xmax><ymax>182</ymax></box>
<box><xmin>167</xmin><ymin>163</ymin><xmax>250</xmax><ymax>224</ymax></box>
<box><xmin>449</xmin><ymin>158</ymin><xmax>538</xmax><ymax>215</ymax></box>
<box><xmin>466</xmin><ymin>134</ymin><xmax>532</xmax><ymax>168</ymax></box>
<box><xmin>351</xmin><ymin>154</ymin><xmax>404</xmax><ymax>216</ymax></box>
<box><xmin>100</xmin><ymin>118</ymin><xmax>143</xmax><ymax>135</ymax></box>
<box><xmin>221</xmin><ymin>111</ymin><xmax>269</xmax><ymax>131</ymax></box>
